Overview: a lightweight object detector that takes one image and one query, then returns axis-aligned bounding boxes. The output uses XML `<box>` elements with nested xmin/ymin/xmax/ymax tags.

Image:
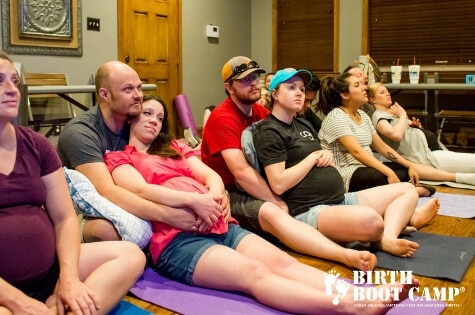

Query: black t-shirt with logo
<box><xmin>253</xmin><ymin>114</ymin><xmax>345</xmax><ymax>217</ymax></box>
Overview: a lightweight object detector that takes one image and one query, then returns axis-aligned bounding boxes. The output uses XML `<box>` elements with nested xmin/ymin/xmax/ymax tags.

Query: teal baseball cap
<box><xmin>269</xmin><ymin>68</ymin><xmax>313</xmax><ymax>91</ymax></box>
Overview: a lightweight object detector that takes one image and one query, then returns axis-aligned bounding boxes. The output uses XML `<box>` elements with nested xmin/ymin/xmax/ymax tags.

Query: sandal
<box><xmin>184</xmin><ymin>127</ymin><xmax>200</xmax><ymax>148</ymax></box>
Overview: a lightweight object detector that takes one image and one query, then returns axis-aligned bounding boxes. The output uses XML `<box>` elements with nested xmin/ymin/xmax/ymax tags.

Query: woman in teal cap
<box><xmin>252</xmin><ymin>68</ymin><xmax>439</xmax><ymax>258</ymax></box>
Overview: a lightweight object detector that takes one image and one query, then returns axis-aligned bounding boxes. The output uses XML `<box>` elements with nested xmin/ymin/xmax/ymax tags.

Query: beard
<box><xmin>127</xmin><ymin>107</ymin><xmax>141</xmax><ymax>119</ymax></box>
<box><xmin>234</xmin><ymin>89</ymin><xmax>261</xmax><ymax>106</ymax></box>
<box><xmin>109</xmin><ymin>91</ymin><xmax>142</xmax><ymax>118</ymax></box>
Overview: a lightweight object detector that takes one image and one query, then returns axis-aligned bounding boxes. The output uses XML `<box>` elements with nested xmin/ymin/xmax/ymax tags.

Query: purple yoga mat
<box><xmin>130</xmin><ymin>268</ymin><xmax>289</xmax><ymax>315</ymax></box>
<box><xmin>130</xmin><ymin>268</ymin><xmax>446</xmax><ymax>315</ymax></box>
<box><xmin>173</xmin><ymin>94</ymin><xmax>199</xmax><ymax>136</ymax></box>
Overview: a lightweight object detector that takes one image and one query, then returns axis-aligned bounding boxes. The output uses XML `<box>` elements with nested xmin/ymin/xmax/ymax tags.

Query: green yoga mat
<box><xmin>376</xmin><ymin>232</ymin><xmax>475</xmax><ymax>282</ymax></box>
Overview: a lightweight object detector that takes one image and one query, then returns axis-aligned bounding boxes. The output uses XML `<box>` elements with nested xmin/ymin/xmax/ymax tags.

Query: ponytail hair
<box><xmin>318</xmin><ymin>72</ymin><xmax>352</xmax><ymax>115</ymax></box>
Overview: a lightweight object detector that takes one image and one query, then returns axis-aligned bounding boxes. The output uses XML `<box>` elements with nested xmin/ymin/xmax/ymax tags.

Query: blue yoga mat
<box><xmin>108</xmin><ymin>300</ymin><xmax>152</xmax><ymax>315</ymax></box>
<box><xmin>376</xmin><ymin>232</ymin><xmax>475</xmax><ymax>282</ymax></box>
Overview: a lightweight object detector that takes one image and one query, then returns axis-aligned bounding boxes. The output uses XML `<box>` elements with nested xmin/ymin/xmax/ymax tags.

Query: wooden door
<box><xmin>118</xmin><ymin>0</ymin><xmax>182</xmax><ymax>136</ymax></box>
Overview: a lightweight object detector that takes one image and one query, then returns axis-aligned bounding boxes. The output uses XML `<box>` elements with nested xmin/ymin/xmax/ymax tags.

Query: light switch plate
<box><xmin>87</xmin><ymin>17</ymin><xmax>100</xmax><ymax>31</ymax></box>
<box><xmin>206</xmin><ymin>25</ymin><xmax>219</xmax><ymax>38</ymax></box>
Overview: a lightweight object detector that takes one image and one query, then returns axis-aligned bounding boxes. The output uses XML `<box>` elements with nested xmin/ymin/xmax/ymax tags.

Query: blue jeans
<box><xmin>154</xmin><ymin>224</ymin><xmax>251</xmax><ymax>285</ymax></box>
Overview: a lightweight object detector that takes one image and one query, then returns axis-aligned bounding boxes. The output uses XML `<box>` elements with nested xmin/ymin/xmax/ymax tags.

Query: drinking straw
<box><xmin>413</xmin><ymin>57</ymin><xmax>416</xmax><ymax>65</ymax></box>
<box><xmin>396</xmin><ymin>58</ymin><xmax>400</xmax><ymax>66</ymax></box>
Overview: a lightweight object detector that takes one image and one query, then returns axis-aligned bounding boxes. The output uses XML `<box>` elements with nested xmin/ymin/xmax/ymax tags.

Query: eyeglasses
<box><xmin>226</xmin><ymin>61</ymin><xmax>260</xmax><ymax>82</ymax></box>
<box><xmin>233</xmin><ymin>72</ymin><xmax>260</xmax><ymax>85</ymax></box>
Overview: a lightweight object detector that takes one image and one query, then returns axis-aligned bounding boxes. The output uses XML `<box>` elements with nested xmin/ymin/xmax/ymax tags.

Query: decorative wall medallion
<box><xmin>20</xmin><ymin>0</ymin><xmax>72</xmax><ymax>40</ymax></box>
<box><xmin>1</xmin><ymin>0</ymin><xmax>82</xmax><ymax>56</ymax></box>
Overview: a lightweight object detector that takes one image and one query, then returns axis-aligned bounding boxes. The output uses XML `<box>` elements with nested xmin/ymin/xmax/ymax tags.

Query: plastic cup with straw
<box><xmin>409</xmin><ymin>57</ymin><xmax>420</xmax><ymax>84</ymax></box>
<box><xmin>391</xmin><ymin>58</ymin><xmax>402</xmax><ymax>84</ymax></box>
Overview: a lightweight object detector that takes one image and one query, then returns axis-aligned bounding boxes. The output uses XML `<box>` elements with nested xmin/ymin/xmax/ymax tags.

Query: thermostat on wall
<box><xmin>206</xmin><ymin>25</ymin><xmax>219</xmax><ymax>38</ymax></box>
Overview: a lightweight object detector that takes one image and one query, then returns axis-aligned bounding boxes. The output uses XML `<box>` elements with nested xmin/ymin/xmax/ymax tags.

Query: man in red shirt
<box><xmin>201</xmin><ymin>56</ymin><xmax>377</xmax><ymax>271</ymax></box>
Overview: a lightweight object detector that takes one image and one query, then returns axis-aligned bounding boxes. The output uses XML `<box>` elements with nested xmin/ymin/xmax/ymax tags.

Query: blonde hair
<box><xmin>368</xmin><ymin>82</ymin><xmax>385</xmax><ymax>101</ymax></box>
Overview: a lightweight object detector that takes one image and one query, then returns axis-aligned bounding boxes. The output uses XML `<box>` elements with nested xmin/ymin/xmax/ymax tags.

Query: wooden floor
<box><xmin>125</xmin><ymin>185</ymin><xmax>474</xmax><ymax>314</ymax></box>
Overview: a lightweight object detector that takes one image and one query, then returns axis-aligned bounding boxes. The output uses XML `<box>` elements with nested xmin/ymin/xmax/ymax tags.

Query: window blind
<box><xmin>276</xmin><ymin>0</ymin><xmax>335</xmax><ymax>72</ymax></box>
<box><xmin>368</xmin><ymin>0</ymin><xmax>475</xmax><ymax>66</ymax></box>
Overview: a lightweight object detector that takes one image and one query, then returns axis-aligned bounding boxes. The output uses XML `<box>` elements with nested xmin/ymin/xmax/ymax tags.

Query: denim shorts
<box><xmin>154</xmin><ymin>224</ymin><xmax>251</xmax><ymax>285</ymax></box>
<box><xmin>294</xmin><ymin>192</ymin><xmax>359</xmax><ymax>228</ymax></box>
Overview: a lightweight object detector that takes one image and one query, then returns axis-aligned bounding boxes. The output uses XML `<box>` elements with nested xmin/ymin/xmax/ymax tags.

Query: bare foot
<box><xmin>344</xmin><ymin>249</ymin><xmax>377</xmax><ymax>271</ymax></box>
<box><xmin>373</xmin><ymin>237</ymin><xmax>419</xmax><ymax>257</ymax></box>
<box><xmin>410</xmin><ymin>198</ymin><xmax>439</xmax><ymax>229</ymax></box>
<box><xmin>400</xmin><ymin>226</ymin><xmax>417</xmax><ymax>236</ymax></box>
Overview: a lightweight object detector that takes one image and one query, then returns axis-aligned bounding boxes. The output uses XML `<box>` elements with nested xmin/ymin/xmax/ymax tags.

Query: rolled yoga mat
<box><xmin>173</xmin><ymin>94</ymin><xmax>199</xmax><ymax>137</ymax></box>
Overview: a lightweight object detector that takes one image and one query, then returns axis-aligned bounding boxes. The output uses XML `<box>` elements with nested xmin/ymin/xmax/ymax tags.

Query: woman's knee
<box><xmin>81</xmin><ymin>241</ymin><xmax>145</xmax><ymax>274</ymax></box>
<box><xmin>393</xmin><ymin>182</ymin><xmax>418</xmax><ymax>198</ymax></box>
<box><xmin>241</xmin><ymin>259</ymin><xmax>274</xmax><ymax>283</ymax></box>
<box><xmin>398</xmin><ymin>181</ymin><xmax>416</xmax><ymax>190</ymax></box>
<box><xmin>119</xmin><ymin>241</ymin><xmax>146</xmax><ymax>268</ymax></box>
<box><xmin>267</xmin><ymin>249</ymin><xmax>299</xmax><ymax>271</ymax></box>
<box><xmin>0</xmin><ymin>306</ymin><xmax>13</xmax><ymax>315</ymax></box>
<box><xmin>258</xmin><ymin>202</ymin><xmax>289</xmax><ymax>229</ymax></box>
<box><xmin>358</xmin><ymin>208</ymin><xmax>384</xmax><ymax>242</ymax></box>
<box><xmin>368</xmin><ymin>182</ymin><xmax>417</xmax><ymax>202</ymax></box>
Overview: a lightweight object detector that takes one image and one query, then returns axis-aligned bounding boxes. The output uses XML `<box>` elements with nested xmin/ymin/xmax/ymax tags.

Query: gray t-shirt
<box><xmin>57</xmin><ymin>105</ymin><xmax>129</xmax><ymax>169</ymax></box>
<box><xmin>372</xmin><ymin>109</ymin><xmax>440</xmax><ymax>168</ymax></box>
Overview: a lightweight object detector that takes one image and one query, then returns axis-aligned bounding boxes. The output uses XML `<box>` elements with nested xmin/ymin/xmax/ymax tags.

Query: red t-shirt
<box><xmin>201</xmin><ymin>98</ymin><xmax>269</xmax><ymax>189</ymax></box>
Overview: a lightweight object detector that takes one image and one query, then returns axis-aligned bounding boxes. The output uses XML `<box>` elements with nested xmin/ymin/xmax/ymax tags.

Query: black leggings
<box><xmin>348</xmin><ymin>162</ymin><xmax>410</xmax><ymax>192</ymax></box>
